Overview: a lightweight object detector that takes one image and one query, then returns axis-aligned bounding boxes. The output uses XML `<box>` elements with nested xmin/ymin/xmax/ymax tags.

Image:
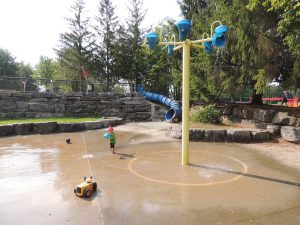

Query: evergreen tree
<box><xmin>55</xmin><ymin>0</ymin><xmax>95</xmax><ymax>92</ymax></box>
<box><xmin>114</xmin><ymin>25</ymin><xmax>133</xmax><ymax>85</ymax></box>
<box><xmin>0</xmin><ymin>48</ymin><xmax>18</xmax><ymax>90</ymax></box>
<box><xmin>0</xmin><ymin>48</ymin><xmax>17</xmax><ymax>77</ymax></box>
<box><xmin>247</xmin><ymin>0</ymin><xmax>300</xmax><ymax>88</ymax></box>
<box><xmin>125</xmin><ymin>0</ymin><xmax>147</xmax><ymax>90</ymax></box>
<box><xmin>95</xmin><ymin>0</ymin><xmax>119</xmax><ymax>91</ymax></box>
<box><xmin>178</xmin><ymin>0</ymin><xmax>294</xmax><ymax>104</ymax></box>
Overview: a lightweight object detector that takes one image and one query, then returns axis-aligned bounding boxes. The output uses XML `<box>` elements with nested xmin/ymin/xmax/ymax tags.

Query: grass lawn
<box><xmin>0</xmin><ymin>117</ymin><xmax>100</xmax><ymax>125</ymax></box>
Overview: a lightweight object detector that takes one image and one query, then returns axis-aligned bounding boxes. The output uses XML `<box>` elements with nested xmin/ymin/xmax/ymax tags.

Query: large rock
<box><xmin>14</xmin><ymin>123</ymin><xmax>33</xmax><ymax>135</ymax></box>
<box><xmin>227</xmin><ymin>130</ymin><xmax>251</xmax><ymax>143</ymax></box>
<box><xmin>222</xmin><ymin>105</ymin><xmax>233</xmax><ymax>115</ymax></box>
<box><xmin>272</xmin><ymin>112</ymin><xmax>297</xmax><ymax>126</ymax></box>
<box><xmin>189</xmin><ymin>129</ymin><xmax>205</xmax><ymax>141</ymax></box>
<box><xmin>84</xmin><ymin>121</ymin><xmax>104</xmax><ymax>130</ymax></box>
<box><xmin>136</xmin><ymin>112</ymin><xmax>151</xmax><ymax>121</ymax></box>
<box><xmin>241</xmin><ymin>119</ymin><xmax>255</xmax><ymax>126</ymax></box>
<box><xmin>169</xmin><ymin>126</ymin><xmax>182</xmax><ymax>139</ymax></box>
<box><xmin>257</xmin><ymin>110</ymin><xmax>277</xmax><ymax>123</ymax></box>
<box><xmin>267</xmin><ymin>125</ymin><xmax>281</xmax><ymax>136</ymax></box>
<box><xmin>254</xmin><ymin>122</ymin><xmax>267</xmax><ymax>129</ymax></box>
<box><xmin>295</xmin><ymin>118</ymin><xmax>300</xmax><ymax>127</ymax></box>
<box><xmin>101</xmin><ymin>117</ymin><xmax>124</xmax><ymax>126</ymax></box>
<box><xmin>57</xmin><ymin>123</ymin><xmax>85</xmax><ymax>133</ymax></box>
<box><xmin>281</xmin><ymin>126</ymin><xmax>300</xmax><ymax>143</ymax></box>
<box><xmin>28</xmin><ymin>103</ymin><xmax>55</xmax><ymax>112</ymax></box>
<box><xmin>232</xmin><ymin>108</ymin><xmax>247</xmax><ymax>120</ymax></box>
<box><xmin>204</xmin><ymin>130</ymin><xmax>227</xmax><ymax>142</ymax></box>
<box><xmin>0</xmin><ymin>125</ymin><xmax>15</xmax><ymax>136</ymax></box>
<box><xmin>221</xmin><ymin>116</ymin><xmax>233</xmax><ymax>125</ymax></box>
<box><xmin>250</xmin><ymin>130</ymin><xmax>270</xmax><ymax>142</ymax></box>
<box><xmin>33</xmin><ymin>122</ymin><xmax>58</xmax><ymax>134</ymax></box>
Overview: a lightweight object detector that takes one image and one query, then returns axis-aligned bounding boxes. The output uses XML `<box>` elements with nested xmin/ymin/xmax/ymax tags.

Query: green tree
<box><xmin>33</xmin><ymin>56</ymin><xmax>55</xmax><ymax>80</ymax></box>
<box><xmin>178</xmin><ymin>0</ymin><xmax>294</xmax><ymax>104</ymax></box>
<box><xmin>17</xmin><ymin>62</ymin><xmax>36</xmax><ymax>91</ymax></box>
<box><xmin>0</xmin><ymin>48</ymin><xmax>17</xmax><ymax>76</ymax></box>
<box><xmin>114</xmin><ymin>25</ymin><xmax>132</xmax><ymax>82</ymax></box>
<box><xmin>56</xmin><ymin>0</ymin><xmax>95</xmax><ymax>92</ymax></box>
<box><xmin>33</xmin><ymin>56</ymin><xmax>56</xmax><ymax>91</ymax></box>
<box><xmin>0</xmin><ymin>48</ymin><xmax>18</xmax><ymax>90</ymax></box>
<box><xmin>247</xmin><ymin>0</ymin><xmax>300</xmax><ymax>88</ymax></box>
<box><xmin>125</xmin><ymin>0</ymin><xmax>147</xmax><ymax>90</ymax></box>
<box><xmin>160</xmin><ymin>19</ymin><xmax>183</xmax><ymax>100</ymax></box>
<box><xmin>95</xmin><ymin>0</ymin><xmax>119</xmax><ymax>91</ymax></box>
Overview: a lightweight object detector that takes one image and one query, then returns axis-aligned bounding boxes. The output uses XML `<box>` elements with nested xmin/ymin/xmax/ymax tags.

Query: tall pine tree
<box><xmin>56</xmin><ymin>0</ymin><xmax>95</xmax><ymax>92</ymax></box>
<box><xmin>125</xmin><ymin>0</ymin><xmax>147</xmax><ymax>90</ymax></box>
<box><xmin>95</xmin><ymin>0</ymin><xmax>119</xmax><ymax>91</ymax></box>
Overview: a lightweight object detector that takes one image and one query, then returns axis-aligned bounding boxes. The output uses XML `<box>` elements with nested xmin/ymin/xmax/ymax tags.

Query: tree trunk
<box><xmin>251</xmin><ymin>93</ymin><xmax>263</xmax><ymax>105</ymax></box>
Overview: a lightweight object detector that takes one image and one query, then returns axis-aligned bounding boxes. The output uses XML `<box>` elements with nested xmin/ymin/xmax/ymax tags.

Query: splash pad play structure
<box><xmin>1</xmin><ymin>17</ymin><xmax>299</xmax><ymax>225</ymax></box>
<box><xmin>146</xmin><ymin>20</ymin><xmax>229</xmax><ymax>165</ymax></box>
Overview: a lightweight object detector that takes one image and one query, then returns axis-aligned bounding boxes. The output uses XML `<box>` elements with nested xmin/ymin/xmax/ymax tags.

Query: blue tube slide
<box><xmin>137</xmin><ymin>86</ymin><xmax>181</xmax><ymax>122</ymax></box>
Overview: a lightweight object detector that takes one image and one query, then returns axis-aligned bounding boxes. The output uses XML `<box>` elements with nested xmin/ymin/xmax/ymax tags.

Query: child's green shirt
<box><xmin>109</xmin><ymin>133</ymin><xmax>116</xmax><ymax>144</ymax></box>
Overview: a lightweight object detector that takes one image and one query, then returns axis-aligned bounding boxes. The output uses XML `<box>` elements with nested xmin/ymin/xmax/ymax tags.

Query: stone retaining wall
<box><xmin>0</xmin><ymin>91</ymin><xmax>151</xmax><ymax>121</ymax></box>
<box><xmin>0</xmin><ymin>117</ymin><xmax>123</xmax><ymax>137</ymax></box>
<box><xmin>221</xmin><ymin>105</ymin><xmax>300</xmax><ymax>143</ymax></box>
<box><xmin>169</xmin><ymin>125</ymin><xmax>271</xmax><ymax>143</ymax></box>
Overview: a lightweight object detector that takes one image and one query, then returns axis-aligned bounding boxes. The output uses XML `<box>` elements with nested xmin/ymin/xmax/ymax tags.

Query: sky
<box><xmin>0</xmin><ymin>0</ymin><xmax>181</xmax><ymax>66</ymax></box>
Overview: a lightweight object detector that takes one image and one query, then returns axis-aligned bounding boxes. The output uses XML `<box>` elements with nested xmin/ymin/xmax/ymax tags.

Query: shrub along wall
<box><xmin>0</xmin><ymin>91</ymin><xmax>151</xmax><ymax>122</ymax></box>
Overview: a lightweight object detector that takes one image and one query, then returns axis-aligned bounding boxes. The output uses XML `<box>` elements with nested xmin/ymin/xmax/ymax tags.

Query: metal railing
<box><xmin>0</xmin><ymin>76</ymin><xmax>133</xmax><ymax>94</ymax></box>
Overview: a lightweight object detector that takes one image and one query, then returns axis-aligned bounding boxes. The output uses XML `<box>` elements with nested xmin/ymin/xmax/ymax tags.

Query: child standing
<box><xmin>107</xmin><ymin>125</ymin><xmax>116</xmax><ymax>154</ymax></box>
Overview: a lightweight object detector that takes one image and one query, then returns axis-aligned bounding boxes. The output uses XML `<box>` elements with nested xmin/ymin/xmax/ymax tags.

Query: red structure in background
<box><xmin>262</xmin><ymin>97</ymin><xmax>299</xmax><ymax>107</ymax></box>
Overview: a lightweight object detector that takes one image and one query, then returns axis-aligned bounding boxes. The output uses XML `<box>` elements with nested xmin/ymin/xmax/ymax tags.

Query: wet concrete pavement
<box><xmin>0</xmin><ymin>122</ymin><xmax>299</xmax><ymax>225</ymax></box>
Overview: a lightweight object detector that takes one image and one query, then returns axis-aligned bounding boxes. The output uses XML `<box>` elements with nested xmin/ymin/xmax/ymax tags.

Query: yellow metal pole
<box><xmin>182</xmin><ymin>39</ymin><xmax>191</xmax><ymax>166</ymax></box>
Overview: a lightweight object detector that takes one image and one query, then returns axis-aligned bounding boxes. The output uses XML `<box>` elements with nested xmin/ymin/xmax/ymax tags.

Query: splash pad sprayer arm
<box><xmin>145</xmin><ymin>20</ymin><xmax>229</xmax><ymax>166</ymax></box>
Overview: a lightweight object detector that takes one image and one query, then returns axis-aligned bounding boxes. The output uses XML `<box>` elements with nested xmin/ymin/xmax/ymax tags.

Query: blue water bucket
<box><xmin>176</xmin><ymin>20</ymin><xmax>192</xmax><ymax>41</ymax></box>
<box><xmin>212</xmin><ymin>25</ymin><xmax>229</xmax><ymax>47</ymax></box>
<box><xmin>146</xmin><ymin>32</ymin><xmax>159</xmax><ymax>49</ymax></box>
<box><xmin>203</xmin><ymin>41</ymin><xmax>213</xmax><ymax>54</ymax></box>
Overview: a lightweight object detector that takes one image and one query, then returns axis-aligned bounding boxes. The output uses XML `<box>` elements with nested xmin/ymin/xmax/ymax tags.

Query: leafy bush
<box><xmin>191</xmin><ymin>104</ymin><xmax>221</xmax><ymax>124</ymax></box>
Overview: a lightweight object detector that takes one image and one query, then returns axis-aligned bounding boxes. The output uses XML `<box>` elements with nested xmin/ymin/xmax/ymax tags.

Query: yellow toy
<box><xmin>74</xmin><ymin>176</ymin><xmax>97</xmax><ymax>197</ymax></box>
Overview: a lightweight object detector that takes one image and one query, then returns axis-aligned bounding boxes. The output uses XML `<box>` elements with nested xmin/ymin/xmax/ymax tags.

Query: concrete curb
<box><xmin>0</xmin><ymin>117</ymin><xmax>124</xmax><ymax>137</ymax></box>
